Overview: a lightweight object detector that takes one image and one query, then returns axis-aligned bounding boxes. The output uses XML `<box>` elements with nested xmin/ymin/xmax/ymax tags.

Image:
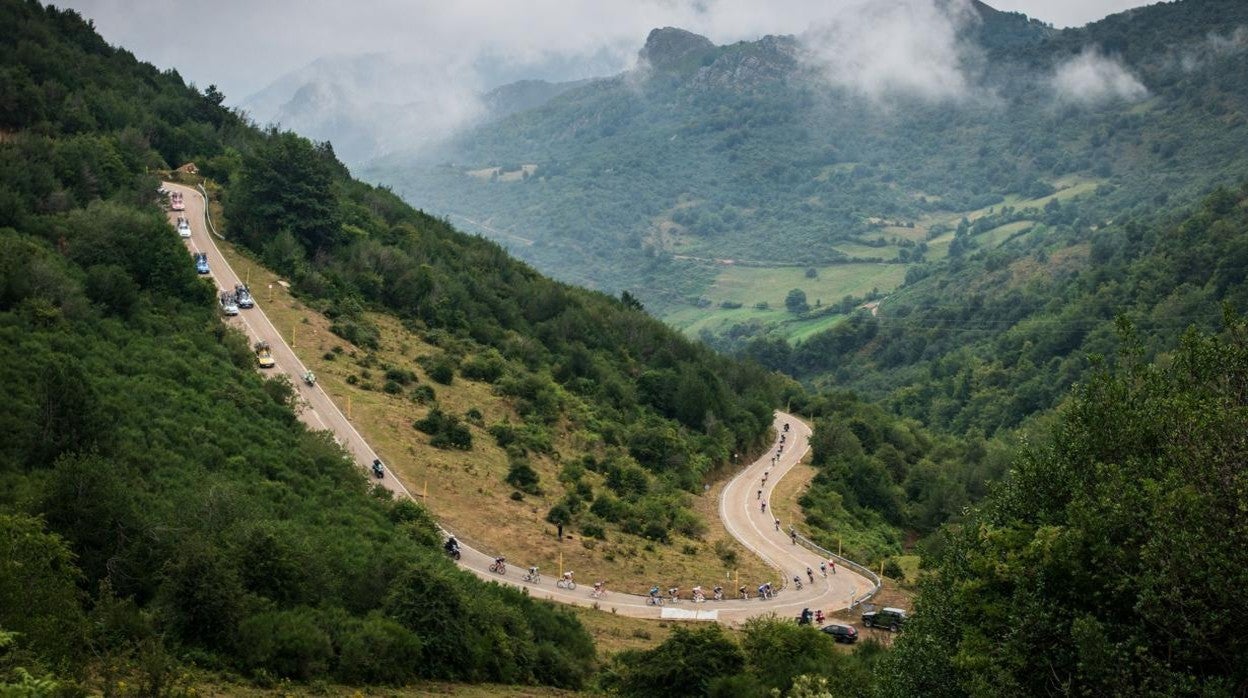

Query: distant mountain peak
<box><xmin>639</xmin><ymin>27</ymin><xmax>715</xmax><ymax>70</ymax></box>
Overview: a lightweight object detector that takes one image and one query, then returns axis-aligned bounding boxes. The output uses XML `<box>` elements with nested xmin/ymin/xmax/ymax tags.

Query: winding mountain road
<box><xmin>166</xmin><ymin>181</ymin><xmax>875</xmax><ymax>623</ymax></box>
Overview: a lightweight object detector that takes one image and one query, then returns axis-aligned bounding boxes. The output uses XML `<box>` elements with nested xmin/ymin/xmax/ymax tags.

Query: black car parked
<box><xmin>821</xmin><ymin>623</ymin><xmax>859</xmax><ymax>644</ymax></box>
<box><xmin>862</xmin><ymin>607</ymin><xmax>907</xmax><ymax>632</ymax></box>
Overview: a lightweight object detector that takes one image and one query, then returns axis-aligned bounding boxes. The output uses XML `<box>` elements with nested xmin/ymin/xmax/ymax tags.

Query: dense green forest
<box><xmin>0</xmin><ymin>1</ymin><xmax>598</xmax><ymax>691</ymax></box>
<box><xmin>881</xmin><ymin>314</ymin><xmax>1248</xmax><ymax>695</ymax></box>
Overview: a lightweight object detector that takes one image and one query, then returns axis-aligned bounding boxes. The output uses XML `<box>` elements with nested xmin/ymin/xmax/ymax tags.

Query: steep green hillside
<box><xmin>367</xmin><ymin>0</ymin><xmax>1248</xmax><ymax>332</ymax></box>
<box><xmin>881</xmin><ymin>316</ymin><xmax>1248</xmax><ymax>695</ymax></box>
<box><xmin>0</xmin><ymin>0</ymin><xmax>782</xmax><ymax>691</ymax></box>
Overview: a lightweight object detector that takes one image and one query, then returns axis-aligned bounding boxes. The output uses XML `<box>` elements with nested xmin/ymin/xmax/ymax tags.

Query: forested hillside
<box><xmin>368</xmin><ymin>0</ymin><xmax>1248</xmax><ymax>332</ymax></box>
<box><xmin>0</xmin><ymin>0</ymin><xmax>781</xmax><ymax>691</ymax></box>
<box><xmin>881</xmin><ymin>315</ymin><xmax>1248</xmax><ymax>695</ymax></box>
<box><xmin>751</xmin><ymin>179</ymin><xmax>1248</xmax><ymax>427</ymax></box>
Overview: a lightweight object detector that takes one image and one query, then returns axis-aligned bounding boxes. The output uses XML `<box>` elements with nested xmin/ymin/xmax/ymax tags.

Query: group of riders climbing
<box><xmin>437</xmin><ymin>422</ymin><xmax>847</xmax><ymax>607</ymax></box>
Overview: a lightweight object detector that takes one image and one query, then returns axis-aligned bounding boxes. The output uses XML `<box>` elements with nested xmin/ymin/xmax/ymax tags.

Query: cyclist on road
<box><xmin>761</xmin><ymin>501</ymin><xmax>767</xmax><ymax>513</ymax></box>
<box><xmin>806</xmin><ymin>566</ymin><xmax>815</xmax><ymax>584</ymax></box>
<box><xmin>819</xmin><ymin>561</ymin><xmax>827</xmax><ymax>577</ymax></box>
<box><xmin>649</xmin><ymin>586</ymin><xmax>662</xmax><ymax>605</ymax></box>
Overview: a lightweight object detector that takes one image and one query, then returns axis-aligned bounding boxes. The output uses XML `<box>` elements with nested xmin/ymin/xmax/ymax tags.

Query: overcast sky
<box><xmin>58</xmin><ymin>0</ymin><xmax>1157</xmax><ymax>102</ymax></box>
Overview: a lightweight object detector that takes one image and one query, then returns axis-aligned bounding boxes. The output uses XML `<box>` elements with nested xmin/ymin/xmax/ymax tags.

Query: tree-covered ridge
<box><xmin>788</xmin><ymin>389</ymin><xmax>1013</xmax><ymax>566</ymax></box>
<box><xmin>882</xmin><ymin>315</ymin><xmax>1248</xmax><ymax>696</ymax></box>
<box><xmin>0</xmin><ymin>198</ymin><xmax>593</xmax><ymax>687</ymax></box>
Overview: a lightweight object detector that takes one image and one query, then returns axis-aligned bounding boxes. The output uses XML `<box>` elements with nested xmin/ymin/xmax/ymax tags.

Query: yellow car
<box><xmin>254</xmin><ymin>341</ymin><xmax>275</xmax><ymax>368</ymax></box>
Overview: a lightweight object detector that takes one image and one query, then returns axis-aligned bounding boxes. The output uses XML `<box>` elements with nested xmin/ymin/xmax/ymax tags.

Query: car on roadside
<box><xmin>820</xmin><ymin>623</ymin><xmax>859</xmax><ymax>644</ymax></box>
<box><xmin>219</xmin><ymin>291</ymin><xmax>239</xmax><ymax>316</ymax></box>
<box><xmin>234</xmin><ymin>283</ymin><xmax>254</xmax><ymax>308</ymax></box>
<box><xmin>194</xmin><ymin>252</ymin><xmax>209</xmax><ymax>274</ymax></box>
<box><xmin>862</xmin><ymin>607</ymin><xmax>907</xmax><ymax>632</ymax></box>
<box><xmin>176</xmin><ymin>217</ymin><xmax>191</xmax><ymax>238</ymax></box>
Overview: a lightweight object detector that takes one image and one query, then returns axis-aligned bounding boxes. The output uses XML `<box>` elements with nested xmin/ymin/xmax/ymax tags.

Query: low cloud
<box><xmin>1177</xmin><ymin>26</ymin><xmax>1248</xmax><ymax>72</ymax></box>
<box><xmin>1050</xmin><ymin>48</ymin><xmax>1147</xmax><ymax>104</ymax></box>
<box><xmin>799</xmin><ymin>0</ymin><xmax>983</xmax><ymax>103</ymax></box>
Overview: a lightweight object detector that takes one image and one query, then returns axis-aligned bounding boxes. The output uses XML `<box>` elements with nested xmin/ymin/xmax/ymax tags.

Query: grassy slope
<box><xmin>213</xmin><ymin>236</ymin><xmax>776</xmax><ymax>595</ymax></box>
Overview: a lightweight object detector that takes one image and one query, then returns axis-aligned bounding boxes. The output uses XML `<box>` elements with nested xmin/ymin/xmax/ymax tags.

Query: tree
<box><xmin>227</xmin><ymin>132</ymin><xmax>342</xmax><ymax>255</ymax></box>
<box><xmin>0</xmin><ymin>514</ymin><xmax>87</xmax><ymax>668</ymax></box>
<box><xmin>620</xmin><ymin>290</ymin><xmax>644</xmax><ymax>311</ymax></box>
<box><xmin>613</xmin><ymin>625</ymin><xmax>744</xmax><ymax>697</ymax></box>
<box><xmin>785</xmin><ymin>288</ymin><xmax>809</xmax><ymax>314</ymax></box>
<box><xmin>883</xmin><ymin>317</ymin><xmax>1248</xmax><ymax>695</ymax></box>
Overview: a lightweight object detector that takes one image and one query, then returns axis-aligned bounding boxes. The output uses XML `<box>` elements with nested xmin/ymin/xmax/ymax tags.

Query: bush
<box><xmin>413</xmin><ymin>407</ymin><xmax>473</xmax><ymax>450</ymax></box>
<box><xmin>422</xmin><ymin>354</ymin><xmax>456</xmax><ymax>385</ymax></box>
<box><xmin>546</xmin><ymin>503</ymin><xmax>572</xmax><ymax>527</ymax></box>
<box><xmin>883</xmin><ymin>558</ymin><xmax>905</xmax><ymax>581</ymax></box>
<box><xmin>335</xmin><ymin>614</ymin><xmax>423</xmax><ymax>685</ymax></box>
<box><xmin>237</xmin><ymin>609</ymin><xmax>333</xmax><ymax>681</ymax></box>
<box><xmin>329</xmin><ymin>318</ymin><xmax>380</xmax><ymax>349</ymax></box>
<box><xmin>460</xmin><ymin>350</ymin><xmax>506</xmax><ymax>383</ymax></box>
<box><xmin>505</xmin><ymin>456</ymin><xmax>541</xmax><ymax>495</ymax></box>
<box><xmin>382</xmin><ymin>380</ymin><xmax>402</xmax><ymax>394</ymax></box>
<box><xmin>410</xmin><ymin>384</ymin><xmax>436</xmax><ymax>404</ymax></box>
<box><xmin>613</xmin><ymin>625</ymin><xmax>745</xmax><ymax>698</ymax></box>
<box><xmin>384</xmin><ymin>367</ymin><xmax>416</xmax><ymax>385</ymax></box>
<box><xmin>582</xmin><ymin>522</ymin><xmax>606</xmax><ymax>540</ymax></box>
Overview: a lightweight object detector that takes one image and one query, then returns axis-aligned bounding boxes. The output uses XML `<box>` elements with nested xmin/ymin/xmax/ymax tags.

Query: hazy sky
<box><xmin>58</xmin><ymin>0</ymin><xmax>1156</xmax><ymax>102</ymax></box>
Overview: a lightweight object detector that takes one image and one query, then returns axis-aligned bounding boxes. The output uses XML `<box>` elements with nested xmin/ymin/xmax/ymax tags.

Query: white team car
<box><xmin>219</xmin><ymin>291</ymin><xmax>239</xmax><ymax>316</ymax></box>
<box><xmin>176</xmin><ymin>217</ymin><xmax>191</xmax><ymax>238</ymax></box>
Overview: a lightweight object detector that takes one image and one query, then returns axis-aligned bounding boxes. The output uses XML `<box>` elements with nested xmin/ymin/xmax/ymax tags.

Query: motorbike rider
<box><xmin>444</xmin><ymin>536</ymin><xmax>459</xmax><ymax>555</ymax></box>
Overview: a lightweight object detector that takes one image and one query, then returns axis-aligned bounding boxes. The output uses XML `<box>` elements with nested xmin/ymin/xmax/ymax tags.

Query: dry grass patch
<box><xmin>211</xmin><ymin>239</ymin><xmax>789</xmax><ymax>594</ymax></box>
<box><xmin>769</xmin><ymin>462</ymin><xmax>817</xmax><ymax>537</ymax></box>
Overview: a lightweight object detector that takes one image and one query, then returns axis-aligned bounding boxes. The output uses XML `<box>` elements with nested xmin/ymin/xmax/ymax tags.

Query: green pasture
<box><xmin>664</xmin><ymin>262</ymin><xmax>906</xmax><ymax>339</ymax></box>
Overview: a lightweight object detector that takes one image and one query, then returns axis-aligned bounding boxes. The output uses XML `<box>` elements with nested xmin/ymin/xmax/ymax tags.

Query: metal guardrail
<box><xmin>196</xmin><ymin>183</ymin><xmax>225</xmax><ymax>240</ymax></box>
<box><xmin>793</xmin><ymin>532</ymin><xmax>881</xmax><ymax>608</ymax></box>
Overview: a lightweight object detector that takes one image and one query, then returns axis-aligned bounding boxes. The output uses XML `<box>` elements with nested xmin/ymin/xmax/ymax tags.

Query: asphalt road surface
<box><xmin>166</xmin><ymin>182</ymin><xmax>874</xmax><ymax>623</ymax></box>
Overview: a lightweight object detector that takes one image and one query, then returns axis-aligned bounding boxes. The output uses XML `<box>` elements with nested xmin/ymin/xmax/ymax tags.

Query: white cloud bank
<box><xmin>1051</xmin><ymin>48</ymin><xmax>1148</xmax><ymax>104</ymax></box>
<box><xmin>799</xmin><ymin>0</ymin><xmax>982</xmax><ymax>102</ymax></box>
